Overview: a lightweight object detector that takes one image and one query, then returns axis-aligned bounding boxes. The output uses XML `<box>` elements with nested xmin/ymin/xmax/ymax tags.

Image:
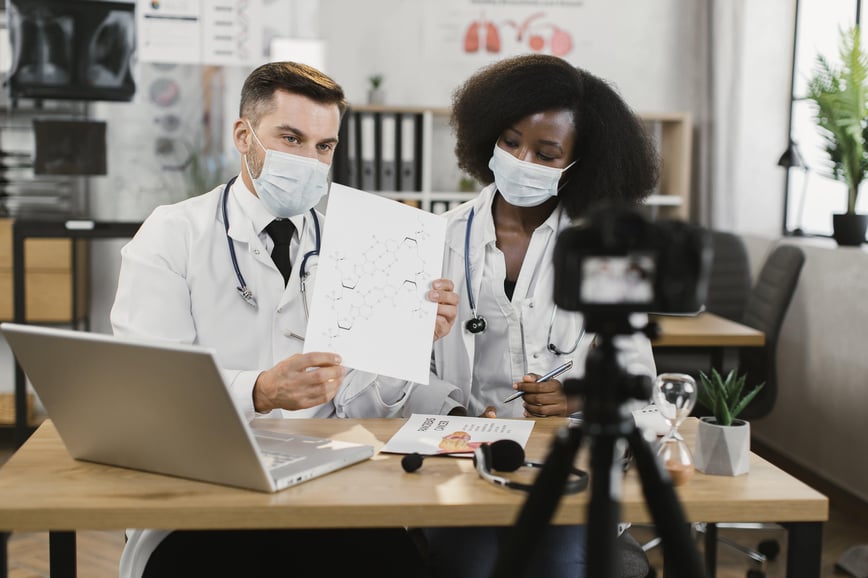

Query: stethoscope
<box><xmin>463</xmin><ymin>206</ymin><xmax>584</xmax><ymax>355</ymax></box>
<box><xmin>221</xmin><ymin>175</ymin><xmax>321</xmax><ymax>316</ymax></box>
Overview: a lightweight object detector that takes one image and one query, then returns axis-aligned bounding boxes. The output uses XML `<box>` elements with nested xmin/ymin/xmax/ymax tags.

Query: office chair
<box><xmin>703</xmin><ymin>230</ymin><xmax>753</xmax><ymax>322</ymax></box>
<box><xmin>649</xmin><ymin>241</ymin><xmax>806</xmax><ymax>577</ymax></box>
<box><xmin>653</xmin><ymin>229</ymin><xmax>753</xmax><ymax>378</ymax></box>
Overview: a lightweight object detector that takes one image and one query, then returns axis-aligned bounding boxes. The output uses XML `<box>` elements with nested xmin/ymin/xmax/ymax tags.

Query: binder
<box><xmin>343</xmin><ymin>111</ymin><xmax>359</xmax><ymax>188</ymax></box>
<box><xmin>399</xmin><ymin>114</ymin><xmax>420</xmax><ymax>191</ymax></box>
<box><xmin>431</xmin><ymin>201</ymin><xmax>449</xmax><ymax>215</ymax></box>
<box><xmin>379</xmin><ymin>113</ymin><xmax>398</xmax><ymax>191</ymax></box>
<box><xmin>359</xmin><ymin>112</ymin><xmax>377</xmax><ymax>191</ymax></box>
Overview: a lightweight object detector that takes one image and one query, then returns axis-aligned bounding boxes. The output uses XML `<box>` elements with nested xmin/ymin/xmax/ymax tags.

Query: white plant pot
<box><xmin>693</xmin><ymin>417</ymin><xmax>751</xmax><ymax>476</ymax></box>
<box><xmin>367</xmin><ymin>88</ymin><xmax>385</xmax><ymax>105</ymax></box>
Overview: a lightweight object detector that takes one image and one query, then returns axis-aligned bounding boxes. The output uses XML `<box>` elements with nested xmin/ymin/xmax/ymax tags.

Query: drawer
<box><xmin>0</xmin><ymin>270</ymin><xmax>89</xmax><ymax>322</ymax></box>
<box><xmin>0</xmin><ymin>219</ymin><xmax>78</xmax><ymax>270</ymax></box>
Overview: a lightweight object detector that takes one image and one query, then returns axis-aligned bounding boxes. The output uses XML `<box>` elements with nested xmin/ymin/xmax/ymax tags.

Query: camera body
<box><xmin>553</xmin><ymin>206</ymin><xmax>712</xmax><ymax>318</ymax></box>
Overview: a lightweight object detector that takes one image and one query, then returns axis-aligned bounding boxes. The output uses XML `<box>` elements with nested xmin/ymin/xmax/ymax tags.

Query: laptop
<box><xmin>0</xmin><ymin>322</ymin><xmax>374</xmax><ymax>493</ymax></box>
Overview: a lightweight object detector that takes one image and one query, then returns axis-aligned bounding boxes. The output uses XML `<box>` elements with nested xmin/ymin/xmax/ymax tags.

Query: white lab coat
<box><xmin>112</xmin><ymin>177</ymin><xmax>462</xmax><ymax>578</ymax></box>
<box><xmin>430</xmin><ymin>184</ymin><xmax>656</xmax><ymax>418</ymax></box>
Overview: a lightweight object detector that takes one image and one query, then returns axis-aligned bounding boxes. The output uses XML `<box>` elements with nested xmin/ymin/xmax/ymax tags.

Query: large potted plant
<box><xmin>693</xmin><ymin>369</ymin><xmax>765</xmax><ymax>476</ymax></box>
<box><xmin>806</xmin><ymin>25</ymin><xmax>868</xmax><ymax>246</ymax></box>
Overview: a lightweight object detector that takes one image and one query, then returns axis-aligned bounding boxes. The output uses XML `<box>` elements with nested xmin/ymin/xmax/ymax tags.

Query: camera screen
<box><xmin>580</xmin><ymin>255</ymin><xmax>655</xmax><ymax>305</ymax></box>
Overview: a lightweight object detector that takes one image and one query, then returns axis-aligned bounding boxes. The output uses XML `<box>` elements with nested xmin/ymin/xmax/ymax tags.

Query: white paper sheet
<box><xmin>380</xmin><ymin>414</ymin><xmax>536</xmax><ymax>455</ymax></box>
<box><xmin>304</xmin><ymin>186</ymin><xmax>446</xmax><ymax>384</ymax></box>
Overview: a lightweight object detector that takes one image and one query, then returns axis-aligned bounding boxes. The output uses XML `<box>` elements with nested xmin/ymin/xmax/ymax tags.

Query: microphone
<box><xmin>401</xmin><ymin>439</ymin><xmax>525</xmax><ymax>473</ymax></box>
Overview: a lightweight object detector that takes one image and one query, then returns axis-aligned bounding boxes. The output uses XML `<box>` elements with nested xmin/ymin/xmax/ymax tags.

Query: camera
<box><xmin>553</xmin><ymin>205</ymin><xmax>712</xmax><ymax>317</ymax></box>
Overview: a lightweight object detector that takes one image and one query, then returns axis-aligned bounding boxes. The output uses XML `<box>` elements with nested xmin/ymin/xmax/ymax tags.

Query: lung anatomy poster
<box><xmin>423</xmin><ymin>0</ymin><xmax>585</xmax><ymax>62</ymax></box>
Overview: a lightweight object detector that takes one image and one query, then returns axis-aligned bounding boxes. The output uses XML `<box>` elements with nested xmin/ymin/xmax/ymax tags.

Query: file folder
<box><xmin>399</xmin><ymin>114</ymin><xmax>420</xmax><ymax>191</ymax></box>
<box><xmin>379</xmin><ymin>113</ymin><xmax>398</xmax><ymax>191</ymax></box>
<box><xmin>359</xmin><ymin>112</ymin><xmax>377</xmax><ymax>191</ymax></box>
<box><xmin>333</xmin><ymin>111</ymin><xmax>359</xmax><ymax>188</ymax></box>
<box><xmin>343</xmin><ymin>112</ymin><xmax>359</xmax><ymax>188</ymax></box>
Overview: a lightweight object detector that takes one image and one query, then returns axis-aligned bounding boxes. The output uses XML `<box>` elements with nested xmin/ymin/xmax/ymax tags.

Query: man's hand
<box><xmin>429</xmin><ymin>278</ymin><xmax>458</xmax><ymax>341</ymax></box>
<box><xmin>479</xmin><ymin>406</ymin><xmax>497</xmax><ymax>418</ymax></box>
<box><xmin>253</xmin><ymin>352</ymin><xmax>345</xmax><ymax>413</ymax></box>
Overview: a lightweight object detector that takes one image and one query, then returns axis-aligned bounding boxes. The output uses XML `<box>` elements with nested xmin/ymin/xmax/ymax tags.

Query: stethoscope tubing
<box><xmin>221</xmin><ymin>176</ymin><xmax>320</xmax><ymax>310</ymax></box>
<box><xmin>463</xmin><ymin>205</ymin><xmax>582</xmax><ymax>354</ymax></box>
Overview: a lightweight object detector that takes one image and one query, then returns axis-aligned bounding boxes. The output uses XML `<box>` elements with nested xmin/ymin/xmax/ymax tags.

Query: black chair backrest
<box><xmin>738</xmin><ymin>244</ymin><xmax>806</xmax><ymax>420</ymax></box>
<box><xmin>705</xmin><ymin>231</ymin><xmax>752</xmax><ymax>322</ymax></box>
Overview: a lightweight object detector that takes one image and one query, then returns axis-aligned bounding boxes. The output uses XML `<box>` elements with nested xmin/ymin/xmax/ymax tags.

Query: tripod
<box><xmin>492</xmin><ymin>314</ymin><xmax>706</xmax><ymax>578</ymax></box>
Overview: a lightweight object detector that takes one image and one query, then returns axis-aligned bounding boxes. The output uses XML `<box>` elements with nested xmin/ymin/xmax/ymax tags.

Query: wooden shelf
<box><xmin>0</xmin><ymin>218</ymin><xmax>89</xmax><ymax>322</ymax></box>
<box><xmin>334</xmin><ymin>106</ymin><xmax>692</xmax><ymax>219</ymax></box>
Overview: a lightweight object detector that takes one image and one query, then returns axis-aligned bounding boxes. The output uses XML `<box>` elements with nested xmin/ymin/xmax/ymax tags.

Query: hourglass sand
<box><xmin>652</xmin><ymin>373</ymin><xmax>698</xmax><ymax>486</ymax></box>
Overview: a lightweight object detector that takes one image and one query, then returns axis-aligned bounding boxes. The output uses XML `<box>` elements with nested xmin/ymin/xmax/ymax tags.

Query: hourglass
<box><xmin>652</xmin><ymin>373</ymin><xmax>698</xmax><ymax>486</ymax></box>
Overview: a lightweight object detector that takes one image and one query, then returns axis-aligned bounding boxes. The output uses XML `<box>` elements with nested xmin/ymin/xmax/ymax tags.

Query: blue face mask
<box><xmin>245</xmin><ymin>122</ymin><xmax>330</xmax><ymax>218</ymax></box>
<box><xmin>488</xmin><ymin>145</ymin><xmax>575</xmax><ymax>207</ymax></box>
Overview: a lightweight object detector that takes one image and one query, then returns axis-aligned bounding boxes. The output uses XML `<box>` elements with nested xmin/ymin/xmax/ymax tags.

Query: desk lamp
<box><xmin>778</xmin><ymin>139</ymin><xmax>809</xmax><ymax>236</ymax></box>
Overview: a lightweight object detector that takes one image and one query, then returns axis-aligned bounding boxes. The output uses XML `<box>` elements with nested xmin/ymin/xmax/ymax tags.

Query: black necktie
<box><xmin>265</xmin><ymin>219</ymin><xmax>295</xmax><ymax>286</ymax></box>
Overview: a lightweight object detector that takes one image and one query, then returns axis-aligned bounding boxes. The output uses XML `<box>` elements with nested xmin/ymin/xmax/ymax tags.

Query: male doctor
<box><xmin>110</xmin><ymin>62</ymin><xmax>461</xmax><ymax>578</ymax></box>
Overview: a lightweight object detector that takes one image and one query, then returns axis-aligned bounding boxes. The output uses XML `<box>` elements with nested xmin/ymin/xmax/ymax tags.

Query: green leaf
<box><xmin>730</xmin><ymin>382</ymin><xmax>766</xmax><ymax>420</ymax></box>
<box><xmin>695</xmin><ymin>367</ymin><xmax>763</xmax><ymax>426</ymax></box>
<box><xmin>805</xmin><ymin>26</ymin><xmax>868</xmax><ymax>214</ymax></box>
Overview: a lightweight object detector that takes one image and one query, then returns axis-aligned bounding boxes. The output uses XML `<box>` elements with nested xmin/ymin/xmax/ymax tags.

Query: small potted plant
<box><xmin>693</xmin><ymin>368</ymin><xmax>765</xmax><ymax>476</ymax></box>
<box><xmin>806</xmin><ymin>25</ymin><xmax>868</xmax><ymax>246</ymax></box>
<box><xmin>367</xmin><ymin>74</ymin><xmax>385</xmax><ymax>105</ymax></box>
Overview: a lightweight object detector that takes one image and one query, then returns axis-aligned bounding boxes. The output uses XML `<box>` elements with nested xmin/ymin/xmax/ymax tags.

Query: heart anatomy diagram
<box><xmin>463</xmin><ymin>12</ymin><xmax>573</xmax><ymax>57</ymax></box>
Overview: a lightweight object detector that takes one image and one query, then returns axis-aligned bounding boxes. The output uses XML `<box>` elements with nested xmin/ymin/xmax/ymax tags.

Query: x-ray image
<box><xmin>85</xmin><ymin>9</ymin><xmax>135</xmax><ymax>89</ymax></box>
<box><xmin>6</xmin><ymin>0</ymin><xmax>136</xmax><ymax>101</ymax></box>
<box><xmin>8</xmin><ymin>6</ymin><xmax>73</xmax><ymax>87</ymax></box>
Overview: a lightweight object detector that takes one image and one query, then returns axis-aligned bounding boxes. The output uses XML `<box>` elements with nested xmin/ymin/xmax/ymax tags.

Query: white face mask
<box><xmin>488</xmin><ymin>144</ymin><xmax>575</xmax><ymax>207</ymax></box>
<box><xmin>245</xmin><ymin>122</ymin><xmax>331</xmax><ymax>218</ymax></box>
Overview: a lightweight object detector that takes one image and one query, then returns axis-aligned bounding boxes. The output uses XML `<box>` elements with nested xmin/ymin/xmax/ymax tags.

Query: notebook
<box><xmin>0</xmin><ymin>322</ymin><xmax>374</xmax><ymax>493</ymax></box>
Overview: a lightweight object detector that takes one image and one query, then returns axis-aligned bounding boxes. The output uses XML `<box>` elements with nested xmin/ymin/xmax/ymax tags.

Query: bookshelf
<box><xmin>640</xmin><ymin>111</ymin><xmax>693</xmax><ymax>221</ymax></box>
<box><xmin>334</xmin><ymin>106</ymin><xmax>693</xmax><ymax>220</ymax></box>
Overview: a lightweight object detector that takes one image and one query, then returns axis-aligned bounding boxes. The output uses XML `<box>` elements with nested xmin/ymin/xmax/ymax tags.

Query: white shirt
<box><xmin>430</xmin><ymin>184</ymin><xmax>656</xmax><ymax>418</ymax></box>
<box><xmin>111</xmin><ymin>176</ymin><xmax>462</xmax><ymax>577</ymax></box>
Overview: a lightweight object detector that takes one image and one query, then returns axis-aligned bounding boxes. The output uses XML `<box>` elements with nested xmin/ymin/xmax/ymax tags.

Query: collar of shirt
<box><xmin>230</xmin><ymin>175</ymin><xmax>304</xmax><ymax>244</ymax></box>
<box><xmin>475</xmin><ymin>184</ymin><xmax>566</xmax><ymax>248</ymax></box>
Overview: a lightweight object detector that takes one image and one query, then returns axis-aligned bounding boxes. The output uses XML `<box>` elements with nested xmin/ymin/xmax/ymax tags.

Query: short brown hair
<box><xmin>239</xmin><ymin>61</ymin><xmax>347</xmax><ymax>128</ymax></box>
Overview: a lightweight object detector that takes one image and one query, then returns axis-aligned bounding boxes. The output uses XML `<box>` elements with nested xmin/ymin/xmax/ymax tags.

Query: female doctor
<box><xmin>421</xmin><ymin>55</ymin><xmax>660</xmax><ymax>578</ymax></box>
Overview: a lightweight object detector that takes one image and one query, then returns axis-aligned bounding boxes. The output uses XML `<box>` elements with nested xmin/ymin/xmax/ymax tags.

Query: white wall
<box><xmin>321</xmin><ymin>0</ymin><xmax>703</xmax><ymax>112</ymax></box>
<box><xmin>743</xmin><ymin>236</ymin><xmax>868</xmax><ymax>503</ymax></box>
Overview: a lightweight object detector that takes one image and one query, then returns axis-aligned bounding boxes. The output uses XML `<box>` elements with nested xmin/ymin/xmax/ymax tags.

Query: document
<box><xmin>381</xmin><ymin>414</ymin><xmax>536</xmax><ymax>455</ymax></box>
<box><xmin>304</xmin><ymin>186</ymin><xmax>446</xmax><ymax>384</ymax></box>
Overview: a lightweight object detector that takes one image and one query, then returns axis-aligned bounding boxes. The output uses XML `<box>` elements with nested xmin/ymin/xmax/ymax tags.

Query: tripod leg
<box><xmin>627</xmin><ymin>427</ymin><xmax>706</xmax><ymax>578</ymax></box>
<box><xmin>491</xmin><ymin>425</ymin><xmax>585</xmax><ymax>578</ymax></box>
<box><xmin>585</xmin><ymin>430</ymin><xmax>626</xmax><ymax>578</ymax></box>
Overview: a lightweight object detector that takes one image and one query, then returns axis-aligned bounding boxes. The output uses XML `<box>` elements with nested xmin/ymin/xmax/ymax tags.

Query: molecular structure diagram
<box><xmin>320</xmin><ymin>220</ymin><xmax>432</xmax><ymax>346</ymax></box>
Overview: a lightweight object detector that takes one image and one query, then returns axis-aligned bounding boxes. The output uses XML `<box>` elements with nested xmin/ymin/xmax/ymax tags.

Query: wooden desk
<box><xmin>0</xmin><ymin>418</ymin><xmax>827</xmax><ymax>578</ymax></box>
<box><xmin>652</xmin><ymin>312</ymin><xmax>765</xmax><ymax>347</ymax></box>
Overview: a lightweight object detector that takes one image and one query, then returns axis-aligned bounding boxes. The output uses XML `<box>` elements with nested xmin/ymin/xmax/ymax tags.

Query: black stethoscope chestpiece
<box><xmin>465</xmin><ymin>315</ymin><xmax>487</xmax><ymax>334</ymax></box>
<box><xmin>463</xmin><ymin>208</ymin><xmax>487</xmax><ymax>335</ymax></box>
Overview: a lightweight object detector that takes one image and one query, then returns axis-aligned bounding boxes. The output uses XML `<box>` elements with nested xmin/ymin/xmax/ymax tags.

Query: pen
<box><xmin>503</xmin><ymin>359</ymin><xmax>574</xmax><ymax>403</ymax></box>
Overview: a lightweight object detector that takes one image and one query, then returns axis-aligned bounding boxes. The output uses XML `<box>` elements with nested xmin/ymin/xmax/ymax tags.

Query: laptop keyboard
<box><xmin>260</xmin><ymin>450</ymin><xmax>304</xmax><ymax>470</ymax></box>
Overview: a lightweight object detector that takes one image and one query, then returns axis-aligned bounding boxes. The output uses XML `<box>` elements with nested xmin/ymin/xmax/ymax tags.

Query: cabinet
<box><xmin>334</xmin><ymin>106</ymin><xmax>693</xmax><ymax>219</ymax></box>
<box><xmin>0</xmin><ymin>218</ymin><xmax>89</xmax><ymax>322</ymax></box>
<box><xmin>640</xmin><ymin>112</ymin><xmax>693</xmax><ymax>221</ymax></box>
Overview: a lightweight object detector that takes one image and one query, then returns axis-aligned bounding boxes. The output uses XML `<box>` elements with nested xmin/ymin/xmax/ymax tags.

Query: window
<box><xmin>784</xmin><ymin>0</ymin><xmax>868</xmax><ymax>235</ymax></box>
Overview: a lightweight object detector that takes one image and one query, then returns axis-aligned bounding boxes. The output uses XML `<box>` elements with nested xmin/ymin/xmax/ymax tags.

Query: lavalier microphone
<box><xmin>401</xmin><ymin>439</ymin><xmax>524</xmax><ymax>473</ymax></box>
